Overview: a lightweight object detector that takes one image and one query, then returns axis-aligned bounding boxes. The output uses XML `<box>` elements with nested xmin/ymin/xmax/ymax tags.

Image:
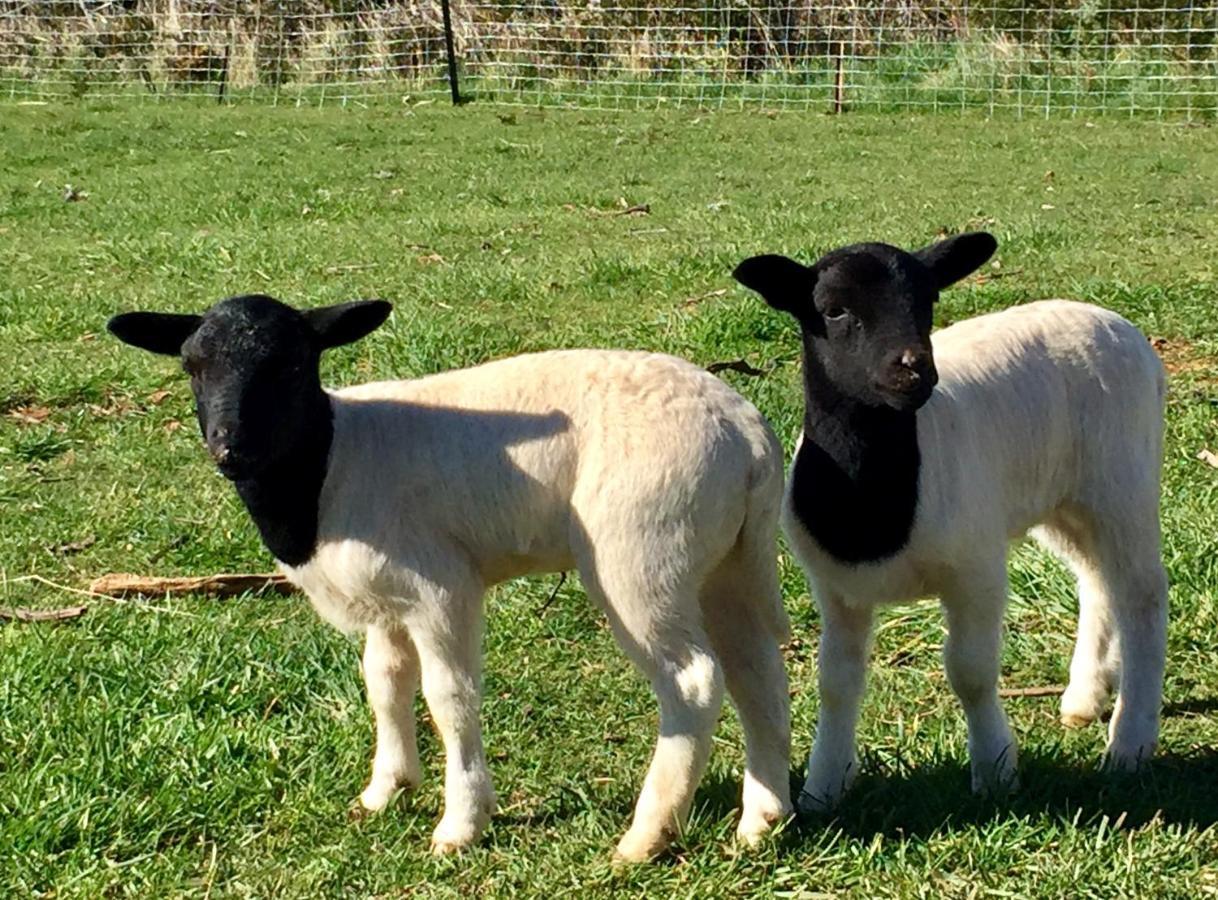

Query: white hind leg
<box><xmin>1097</xmin><ymin>538</ymin><xmax>1167</xmax><ymax>771</ymax></box>
<box><xmin>1060</xmin><ymin>561</ymin><xmax>1120</xmax><ymax>727</ymax></box>
<box><xmin>579</xmin><ymin>557</ymin><xmax>725</xmax><ymax>862</ymax></box>
<box><xmin>1032</xmin><ymin>519</ymin><xmax>1120</xmax><ymax>727</ymax></box>
<box><xmin>1041</xmin><ymin>500</ymin><xmax>1167</xmax><ymax>770</ymax></box>
<box><xmin>701</xmin><ymin>551</ymin><xmax>792</xmax><ymax>846</ymax></box>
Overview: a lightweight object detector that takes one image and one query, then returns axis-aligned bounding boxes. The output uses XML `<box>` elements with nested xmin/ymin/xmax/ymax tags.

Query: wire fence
<box><xmin>2</xmin><ymin>2</ymin><xmax>1216</xmax><ymax>117</ymax></box>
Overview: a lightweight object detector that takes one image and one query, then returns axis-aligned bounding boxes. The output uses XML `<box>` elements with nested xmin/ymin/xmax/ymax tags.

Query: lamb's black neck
<box><xmin>231</xmin><ymin>393</ymin><xmax>333</xmax><ymax>567</ymax></box>
<box><xmin>791</xmin><ymin>360</ymin><xmax>921</xmax><ymax>564</ymax></box>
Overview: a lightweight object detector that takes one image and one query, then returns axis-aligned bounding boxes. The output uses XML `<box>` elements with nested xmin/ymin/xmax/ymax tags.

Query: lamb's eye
<box><xmin>823</xmin><ymin>306</ymin><xmax>849</xmax><ymax>321</ymax></box>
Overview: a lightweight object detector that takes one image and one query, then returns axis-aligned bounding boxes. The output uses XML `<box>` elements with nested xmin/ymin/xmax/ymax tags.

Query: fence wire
<box><xmin>2</xmin><ymin>2</ymin><xmax>1216</xmax><ymax>117</ymax></box>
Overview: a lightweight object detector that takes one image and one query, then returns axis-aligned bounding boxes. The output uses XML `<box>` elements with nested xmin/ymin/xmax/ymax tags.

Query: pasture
<box><xmin>1</xmin><ymin>101</ymin><xmax>1217</xmax><ymax>897</ymax></box>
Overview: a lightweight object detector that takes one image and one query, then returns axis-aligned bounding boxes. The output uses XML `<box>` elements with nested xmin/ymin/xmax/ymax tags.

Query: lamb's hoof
<box><xmin>799</xmin><ymin>756</ymin><xmax>857</xmax><ymax>816</ymax></box>
<box><xmin>736</xmin><ymin>806</ymin><xmax>791</xmax><ymax>848</ymax></box>
<box><xmin>1103</xmin><ymin>743</ymin><xmax>1155</xmax><ymax>774</ymax></box>
<box><xmin>1061</xmin><ymin>712</ymin><xmax>1097</xmax><ymax>729</ymax></box>
<box><xmin>970</xmin><ymin>756</ymin><xmax>1019</xmax><ymax>797</ymax></box>
<box><xmin>612</xmin><ymin>826</ymin><xmax>673</xmax><ymax>864</ymax></box>
<box><xmin>358</xmin><ymin>779</ymin><xmax>410</xmax><ymax>813</ymax></box>
<box><xmin>1060</xmin><ymin>688</ymin><xmax>1108</xmax><ymax>728</ymax></box>
<box><xmin>430</xmin><ymin>836</ymin><xmax>470</xmax><ymax>856</ymax></box>
<box><xmin>358</xmin><ymin>769</ymin><xmax>421</xmax><ymax>813</ymax></box>
<box><xmin>797</xmin><ymin>774</ymin><xmax>853</xmax><ymax>817</ymax></box>
<box><xmin>430</xmin><ymin>817</ymin><xmax>484</xmax><ymax>856</ymax></box>
<box><xmin>798</xmin><ymin>787</ymin><xmax>837</xmax><ymax>816</ymax></box>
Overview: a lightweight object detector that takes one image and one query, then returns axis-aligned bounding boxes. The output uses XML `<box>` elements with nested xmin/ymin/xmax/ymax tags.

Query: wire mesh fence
<box><xmin>2</xmin><ymin>2</ymin><xmax>1216</xmax><ymax>116</ymax></box>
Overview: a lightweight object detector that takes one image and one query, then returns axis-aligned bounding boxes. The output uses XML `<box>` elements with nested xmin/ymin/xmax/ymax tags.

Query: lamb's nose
<box><xmin>208</xmin><ymin>426</ymin><xmax>231</xmax><ymax>463</ymax></box>
<box><xmin>891</xmin><ymin>347</ymin><xmax>938</xmax><ymax>391</ymax></box>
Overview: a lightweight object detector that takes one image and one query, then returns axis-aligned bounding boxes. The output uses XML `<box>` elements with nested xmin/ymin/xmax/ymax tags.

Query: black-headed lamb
<box><xmin>733</xmin><ymin>233</ymin><xmax>1168</xmax><ymax>811</ymax></box>
<box><xmin>107</xmin><ymin>295</ymin><xmax>793</xmax><ymax>861</ymax></box>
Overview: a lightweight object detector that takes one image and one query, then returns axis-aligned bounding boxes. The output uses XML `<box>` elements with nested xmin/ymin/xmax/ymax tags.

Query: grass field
<box><xmin>2</xmin><ymin>100</ymin><xmax>1218</xmax><ymax>897</ymax></box>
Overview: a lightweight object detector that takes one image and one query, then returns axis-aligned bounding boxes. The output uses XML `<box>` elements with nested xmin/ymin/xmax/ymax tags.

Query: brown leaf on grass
<box><xmin>417</xmin><ymin>252</ymin><xmax>445</xmax><ymax>265</ymax></box>
<box><xmin>146</xmin><ymin>389</ymin><xmax>172</xmax><ymax>406</ymax></box>
<box><xmin>1197</xmin><ymin>449</ymin><xmax>1218</xmax><ymax>469</ymax></box>
<box><xmin>163</xmin><ymin>420</ymin><xmax>183</xmax><ymax>433</ymax></box>
<box><xmin>0</xmin><ymin>605</ymin><xmax>88</xmax><ymax>623</ymax></box>
<box><xmin>8</xmin><ymin>405</ymin><xmax>51</xmax><ymax>425</ymax></box>
<box><xmin>707</xmin><ymin>359</ymin><xmax>765</xmax><ymax>377</ymax></box>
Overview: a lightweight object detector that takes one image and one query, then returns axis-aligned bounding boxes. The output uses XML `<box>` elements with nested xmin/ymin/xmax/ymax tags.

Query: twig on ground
<box><xmin>88</xmin><ymin>572</ymin><xmax>293</xmax><ymax>598</ymax></box>
<box><xmin>7</xmin><ymin>574</ymin><xmax>198</xmax><ymax>618</ymax></box>
<box><xmin>998</xmin><ymin>684</ymin><xmax>1066</xmax><ymax>699</ymax></box>
<box><xmin>0</xmin><ymin>604</ymin><xmax>88</xmax><ymax>623</ymax></box>
<box><xmin>681</xmin><ymin>288</ymin><xmax>728</xmax><ymax>308</ymax></box>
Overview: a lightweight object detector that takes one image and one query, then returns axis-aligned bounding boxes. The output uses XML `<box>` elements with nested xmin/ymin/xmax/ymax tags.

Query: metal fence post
<box><xmin>440</xmin><ymin>0</ymin><xmax>461</xmax><ymax>104</ymax></box>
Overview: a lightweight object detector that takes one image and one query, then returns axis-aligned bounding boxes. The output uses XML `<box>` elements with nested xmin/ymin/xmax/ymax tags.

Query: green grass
<box><xmin>2</xmin><ymin>101</ymin><xmax>1218</xmax><ymax>897</ymax></box>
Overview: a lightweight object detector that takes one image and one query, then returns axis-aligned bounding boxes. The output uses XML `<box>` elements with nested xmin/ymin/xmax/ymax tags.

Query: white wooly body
<box><xmin>281</xmin><ymin>349</ymin><xmax>792</xmax><ymax>860</ymax></box>
<box><xmin>791</xmin><ymin>300</ymin><xmax>1169</xmax><ymax>807</ymax></box>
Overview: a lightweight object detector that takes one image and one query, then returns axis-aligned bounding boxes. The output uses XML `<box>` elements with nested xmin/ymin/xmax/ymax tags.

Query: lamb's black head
<box><xmin>733</xmin><ymin>232</ymin><xmax>996</xmax><ymax>413</ymax></box>
<box><xmin>108</xmin><ymin>295</ymin><xmax>391</xmax><ymax>480</ymax></box>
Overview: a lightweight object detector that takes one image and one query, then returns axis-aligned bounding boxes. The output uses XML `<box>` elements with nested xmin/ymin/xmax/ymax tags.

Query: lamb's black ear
<box><xmin>732</xmin><ymin>255</ymin><xmax>816</xmax><ymax>317</ymax></box>
<box><xmin>304</xmin><ymin>300</ymin><xmax>393</xmax><ymax>350</ymax></box>
<box><xmin>107</xmin><ymin>312</ymin><xmax>202</xmax><ymax>356</ymax></box>
<box><xmin>912</xmin><ymin>232</ymin><xmax>998</xmax><ymax>290</ymax></box>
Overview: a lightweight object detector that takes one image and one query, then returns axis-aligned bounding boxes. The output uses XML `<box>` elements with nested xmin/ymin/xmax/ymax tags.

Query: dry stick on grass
<box><xmin>0</xmin><ymin>604</ymin><xmax>88</xmax><ymax>623</ymax></box>
<box><xmin>998</xmin><ymin>685</ymin><xmax>1066</xmax><ymax>699</ymax></box>
<box><xmin>8</xmin><ymin>574</ymin><xmax>199</xmax><ymax>619</ymax></box>
<box><xmin>681</xmin><ymin>288</ymin><xmax>728</xmax><ymax>308</ymax></box>
<box><xmin>89</xmin><ymin>572</ymin><xmax>293</xmax><ymax>599</ymax></box>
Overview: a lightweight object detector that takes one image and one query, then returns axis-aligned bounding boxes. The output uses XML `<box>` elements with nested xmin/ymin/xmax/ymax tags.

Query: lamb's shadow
<box><xmin>781</xmin><ymin>746</ymin><xmax>1218</xmax><ymax>842</ymax></box>
<box><xmin>1163</xmin><ymin>695</ymin><xmax>1218</xmax><ymax>718</ymax></box>
<box><xmin>323</xmin><ymin>399</ymin><xmax>579</xmax><ymax>554</ymax></box>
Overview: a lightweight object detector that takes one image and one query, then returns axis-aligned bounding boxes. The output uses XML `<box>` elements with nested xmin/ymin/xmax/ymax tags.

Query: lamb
<box><xmin>733</xmin><ymin>232</ymin><xmax>1168</xmax><ymax>811</ymax></box>
<box><xmin>106</xmin><ymin>294</ymin><xmax>793</xmax><ymax>861</ymax></box>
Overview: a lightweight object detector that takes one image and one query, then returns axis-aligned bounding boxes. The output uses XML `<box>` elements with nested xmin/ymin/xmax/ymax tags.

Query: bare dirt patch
<box><xmin>1151</xmin><ymin>337</ymin><xmax>1218</xmax><ymax>382</ymax></box>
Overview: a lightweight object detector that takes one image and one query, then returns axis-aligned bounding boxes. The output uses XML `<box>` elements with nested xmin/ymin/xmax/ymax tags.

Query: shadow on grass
<box><xmin>485</xmin><ymin>713</ymin><xmax>1218</xmax><ymax>849</ymax></box>
<box><xmin>799</xmin><ymin>747</ymin><xmax>1218</xmax><ymax>841</ymax></box>
<box><xmin>686</xmin><ymin>745</ymin><xmax>1218</xmax><ymax>849</ymax></box>
<box><xmin>1163</xmin><ymin>695</ymin><xmax>1218</xmax><ymax>718</ymax></box>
